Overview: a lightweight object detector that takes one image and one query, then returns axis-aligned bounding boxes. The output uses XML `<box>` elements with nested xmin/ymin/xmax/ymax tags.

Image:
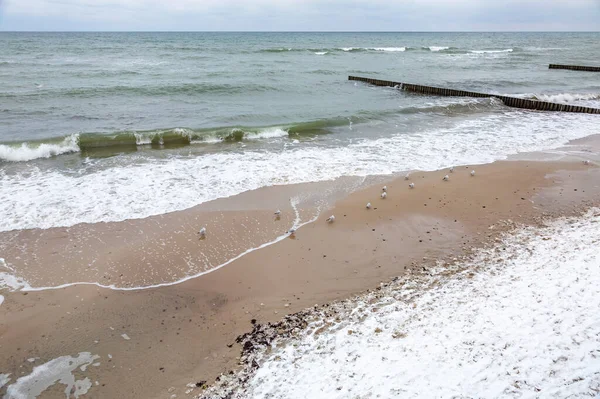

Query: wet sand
<box><xmin>1</xmin><ymin>154</ymin><xmax>600</xmax><ymax>398</ymax></box>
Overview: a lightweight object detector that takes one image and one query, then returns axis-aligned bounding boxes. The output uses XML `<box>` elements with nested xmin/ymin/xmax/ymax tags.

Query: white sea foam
<box><xmin>526</xmin><ymin>47</ymin><xmax>566</xmax><ymax>51</ymax></box>
<box><xmin>314</xmin><ymin>51</ymin><xmax>328</xmax><ymax>55</ymax></box>
<box><xmin>245</xmin><ymin>128</ymin><xmax>289</xmax><ymax>140</ymax></box>
<box><xmin>0</xmin><ymin>134</ymin><xmax>79</xmax><ymax>162</ymax></box>
<box><xmin>0</xmin><ymin>295</ymin><xmax>4</xmax><ymax>306</ymax></box>
<box><xmin>370</xmin><ymin>47</ymin><xmax>406</xmax><ymax>52</ymax></box>
<box><xmin>470</xmin><ymin>48</ymin><xmax>513</xmax><ymax>54</ymax></box>
<box><xmin>4</xmin><ymin>352</ymin><xmax>99</xmax><ymax>399</ymax></box>
<box><xmin>428</xmin><ymin>46</ymin><xmax>449</xmax><ymax>52</ymax></box>
<box><xmin>133</xmin><ymin>132</ymin><xmax>152</xmax><ymax>145</ymax></box>
<box><xmin>338</xmin><ymin>47</ymin><xmax>406</xmax><ymax>52</ymax></box>
<box><xmin>228</xmin><ymin>209</ymin><xmax>600</xmax><ymax>398</ymax></box>
<box><xmin>534</xmin><ymin>93</ymin><xmax>600</xmax><ymax>104</ymax></box>
<box><xmin>0</xmin><ymin>112</ymin><xmax>598</xmax><ymax>232</ymax></box>
<box><xmin>0</xmin><ymin>257</ymin><xmax>32</xmax><ymax>291</ymax></box>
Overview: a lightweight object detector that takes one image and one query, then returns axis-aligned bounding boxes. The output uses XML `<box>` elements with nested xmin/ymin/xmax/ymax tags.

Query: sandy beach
<box><xmin>1</xmin><ymin>134</ymin><xmax>600</xmax><ymax>398</ymax></box>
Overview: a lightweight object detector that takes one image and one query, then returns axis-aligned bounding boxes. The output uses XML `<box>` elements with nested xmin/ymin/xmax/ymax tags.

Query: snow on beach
<box><xmin>201</xmin><ymin>209</ymin><xmax>600</xmax><ymax>398</ymax></box>
<box><xmin>3</xmin><ymin>352</ymin><xmax>99</xmax><ymax>399</ymax></box>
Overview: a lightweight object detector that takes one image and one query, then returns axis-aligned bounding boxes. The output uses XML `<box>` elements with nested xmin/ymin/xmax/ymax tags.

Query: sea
<box><xmin>1</xmin><ymin>32</ymin><xmax>600</xmax><ymax>232</ymax></box>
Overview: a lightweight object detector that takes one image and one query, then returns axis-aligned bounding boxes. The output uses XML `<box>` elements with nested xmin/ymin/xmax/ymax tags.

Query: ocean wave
<box><xmin>530</xmin><ymin>93</ymin><xmax>600</xmax><ymax>104</ymax></box>
<box><xmin>0</xmin><ymin>100</ymin><xmax>512</xmax><ymax>163</ymax></box>
<box><xmin>426</xmin><ymin>46</ymin><xmax>450</xmax><ymax>52</ymax></box>
<box><xmin>370</xmin><ymin>47</ymin><xmax>406</xmax><ymax>52</ymax></box>
<box><xmin>340</xmin><ymin>47</ymin><xmax>406</xmax><ymax>52</ymax></box>
<box><xmin>259</xmin><ymin>48</ymin><xmax>297</xmax><ymax>53</ymax></box>
<box><xmin>259</xmin><ymin>46</ymin><xmax>466</xmax><ymax>54</ymax></box>
<box><xmin>525</xmin><ymin>47</ymin><xmax>566</xmax><ymax>51</ymax></box>
<box><xmin>470</xmin><ymin>48</ymin><xmax>514</xmax><ymax>54</ymax></box>
<box><xmin>0</xmin><ymin>134</ymin><xmax>79</xmax><ymax>162</ymax></box>
<box><xmin>399</xmin><ymin>97</ymin><xmax>504</xmax><ymax>115</ymax></box>
<box><xmin>0</xmin><ymin>122</ymin><xmax>340</xmax><ymax>162</ymax></box>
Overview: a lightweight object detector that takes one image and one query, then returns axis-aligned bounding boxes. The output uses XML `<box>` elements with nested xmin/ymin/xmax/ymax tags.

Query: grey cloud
<box><xmin>1</xmin><ymin>0</ymin><xmax>599</xmax><ymax>31</ymax></box>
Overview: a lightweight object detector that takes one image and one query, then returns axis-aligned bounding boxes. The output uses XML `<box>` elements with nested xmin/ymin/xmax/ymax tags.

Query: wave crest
<box><xmin>470</xmin><ymin>49</ymin><xmax>513</xmax><ymax>54</ymax></box>
<box><xmin>0</xmin><ymin>134</ymin><xmax>79</xmax><ymax>162</ymax></box>
<box><xmin>531</xmin><ymin>93</ymin><xmax>600</xmax><ymax>104</ymax></box>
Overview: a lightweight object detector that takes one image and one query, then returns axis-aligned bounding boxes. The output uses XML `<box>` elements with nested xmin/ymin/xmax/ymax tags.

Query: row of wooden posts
<box><xmin>348</xmin><ymin>76</ymin><xmax>600</xmax><ymax>114</ymax></box>
<box><xmin>549</xmin><ymin>64</ymin><xmax>600</xmax><ymax>72</ymax></box>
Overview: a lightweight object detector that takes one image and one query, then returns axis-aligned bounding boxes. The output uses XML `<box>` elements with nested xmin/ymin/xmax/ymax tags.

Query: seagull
<box><xmin>288</xmin><ymin>228</ymin><xmax>296</xmax><ymax>236</ymax></box>
<box><xmin>409</xmin><ymin>182</ymin><xmax>415</xmax><ymax>189</ymax></box>
<box><xmin>326</xmin><ymin>215</ymin><xmax>335</xmax><ymax>223</ymax></box>
<box><xmin>583</xmin><ymin>160</ymin><xmax>590</xmax><ymax>165</ymax></box>
<box><xmin>381</xmin><ymin>192</ymin><xmax>387</xmax><ymax>199</ymax></box>
<box><xmin>449</xmin><ymin>166</ymin><xmax>454</xmax><ymax>173</ymax></box>
<box><xmin>470</xmin><ymin>170</ymin><xmax>476</xmax><ymax>177</ymax></box>
<box><xmin>198</xmin><ymin>227</ymin><xmax>206</xmax><ymax>239</ymax></box>
<box><xmin>274</xmin><ymin>209</ymin><xmax>281</xmax><ymax>216</ymax></box>
<box><xmin>404</xmin><ymin>174</ymin><xmax>410</xmax><ymax>180</ymax></box>
<box><xmin>366</xmin><ymin>202</ymin><xmax>372</xmax><ymax>209</ymax></box>
<box><xmin>443</xmin><ymin>175</ymin><xmax>449</xmax><ymax>181</ymax></box>
<box><xmin>382</xmin><ymin>186</ymin><xmax>387</xmax><ymax>192</ymax></box>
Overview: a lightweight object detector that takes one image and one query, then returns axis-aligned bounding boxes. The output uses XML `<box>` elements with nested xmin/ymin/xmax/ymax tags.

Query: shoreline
<box><xmin>1</xmin><ymin>137</ymin><xmax>600</xmax><ymax>398</ymax></box>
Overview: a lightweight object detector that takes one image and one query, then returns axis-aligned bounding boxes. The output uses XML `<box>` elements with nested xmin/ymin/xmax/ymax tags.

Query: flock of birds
<box><xmin>197</xmin><ymin>166</ymin><xmax>479</xmax><ymax>239</ymax></box>
<box><xmin>197</xmin><ymin>159</ymin><xmax>595</xmax><ymax>239</ymax></box>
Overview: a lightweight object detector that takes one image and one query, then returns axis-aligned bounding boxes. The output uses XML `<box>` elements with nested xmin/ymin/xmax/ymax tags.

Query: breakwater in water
<box><xmin>549</xmin><ymin>64</ymin><xmax>600</xmax><ymax>72</ymax></box>
<box><xmin>348</xmin><ymin>76</ymin><xmax>600</xmax><ymax>114</ymax></box>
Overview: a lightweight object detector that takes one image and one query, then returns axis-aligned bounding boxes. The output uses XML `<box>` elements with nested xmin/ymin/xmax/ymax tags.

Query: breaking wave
<box><xmin>470</xmin><ymin>48</ymin><xmax>514</xmax><ymax>54</ymax></box>
<box><xmin>0</xmin><ymin>98</ymin><xmax>516</xmax><ymax>163</ymax></box>
<box><xmin>0</xmin><ymin>135</ymin><xmax>80</xmax><ymax>162</ymax></box>
<box><xmin>529</xmin><ymin>93</ymin><xmax>600</xmax><ymax>104</ymax></box>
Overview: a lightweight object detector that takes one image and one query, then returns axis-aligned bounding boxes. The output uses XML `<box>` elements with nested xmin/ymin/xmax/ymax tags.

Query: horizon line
<box><xmin>1</xmin><ymin>30</ymin><xmax>599</xmax><ymax>33</ymax></box>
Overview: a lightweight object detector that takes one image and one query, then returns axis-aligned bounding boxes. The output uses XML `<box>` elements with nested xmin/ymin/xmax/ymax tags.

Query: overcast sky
<box><xmin>0</xmin><ymin>0</ymin><xmax>599</xmax><ymax>31</ymax></box>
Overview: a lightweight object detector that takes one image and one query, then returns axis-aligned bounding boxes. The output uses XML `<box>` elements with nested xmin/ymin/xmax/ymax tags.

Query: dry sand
<box><xmin>1</xmin><ymin>153</ymin><xmax>600</xmax><ymax>398</ymax></box>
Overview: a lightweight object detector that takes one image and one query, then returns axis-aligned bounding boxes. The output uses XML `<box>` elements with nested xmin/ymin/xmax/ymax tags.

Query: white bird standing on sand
<box><xmin>366</xmin><ymin>202</ymin><xmax>372</xmax><ymax>209</ymax></box>
<box><xmin>583</xmin><ymin>160</ymin><xmax>590</xmax><ymax>165</ymax></box>
<box><xmin>274</xmin><ymin>209</ymin><xmax>281</xmax><ymax>216</ymax></box>
<box><xmin>382</xmin><ymin>186</ymin><xmax>387</xmax><ymax>192</ymax></box>
<box><xmin>326</xmin><ymin>215</ymin><xmax>335</xmax><ymax>223</ymax></box>
<box><xmin>443</xmin><ymin>175</ymin><xmax>449</xmax><ymax>181</ymax></box>
<box><xmin>198</xmin><ymin>227</ymin><xmax>206</xmax><ymax>239</ymax></box>
<box><xmin>471</xmin><ymin>170</ymin><xmax>476</xmax><ymax>177</ymax></box>
<box><xmin>381</xmin><ymin>192</ymin><xmax>387</xmax><ymax>199</ymax></box>
<box><xmin>404</xmin><ymin>174</ymin><xmax>410</xmax><ymax>180</ymax></box>
<box><xmin>450</xmin><ymin>166</ymin><xmax>454</xmax><ymax>173</ymax></box>
<box><xmin>409</xmin><ymin>182</ymin><xmax>415</xmax><ymax>189</ymax></box>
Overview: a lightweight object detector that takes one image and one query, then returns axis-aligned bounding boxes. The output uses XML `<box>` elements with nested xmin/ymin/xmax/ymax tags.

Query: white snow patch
<box><xmin>0</xmin><ymin>374</ymin><xmax>10</xmax><ymax>389</ymax></box>
<box><xmin>4</xmin><ymin>352</ymin><xmax>99</xmax><ymax>399</ymax></box>
<box><xmin>237</xmin><ymin>209</ymin><xmax>600</xmax><ymax>398</ymax></box>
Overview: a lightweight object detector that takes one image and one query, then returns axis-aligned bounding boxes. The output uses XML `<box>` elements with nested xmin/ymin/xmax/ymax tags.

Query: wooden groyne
<box><xmin>349</xmin><ymin>76</ymin><xmax>600</xmax><ymax>114</ymax></box>
<box><xmin>549</xmin><ymin>64</ymin><xmax>600</xmax><ymax>72</ymax></box>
